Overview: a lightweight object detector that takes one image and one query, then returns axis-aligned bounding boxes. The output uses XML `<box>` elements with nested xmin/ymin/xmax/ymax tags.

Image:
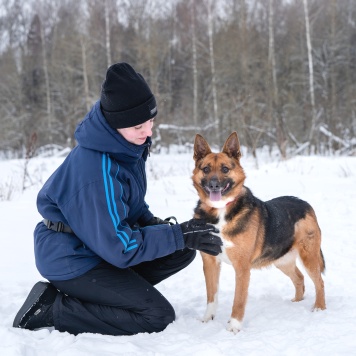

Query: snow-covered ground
<box><xmin>1</xmin><ymin>148</ymin><xmax>356</xmax><ymax>355</ymax></box>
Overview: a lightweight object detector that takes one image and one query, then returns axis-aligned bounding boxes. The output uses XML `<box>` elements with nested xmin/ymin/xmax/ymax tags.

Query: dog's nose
<box><xmin>209</xmin><ymin>178</ymin><xmax>220</xmax><ymax>191</ymax></box>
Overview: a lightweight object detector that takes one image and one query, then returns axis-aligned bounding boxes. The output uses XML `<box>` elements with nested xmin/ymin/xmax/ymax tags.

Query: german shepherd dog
<box><xmin>192</xmin><ymin>132</ymin><xmax>326</xmax><ymax>334</ymax></box>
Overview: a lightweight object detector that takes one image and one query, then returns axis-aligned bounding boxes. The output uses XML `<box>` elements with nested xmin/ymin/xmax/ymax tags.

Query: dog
<box><xmin>192</xmin><ymin>131</ymin><xmax>326</xmax><ymax>334</ymax></box>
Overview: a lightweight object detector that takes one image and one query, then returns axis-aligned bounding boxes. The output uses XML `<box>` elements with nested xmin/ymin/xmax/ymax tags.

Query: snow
<box><xmin>1</xmin><ymin>149</ymin><xmax>356</xmax><ymax>355</ymax></box>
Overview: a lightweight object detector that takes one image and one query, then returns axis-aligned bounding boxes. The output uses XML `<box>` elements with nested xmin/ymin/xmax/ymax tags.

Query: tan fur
<box><xmin>192</xmin><ymin>132</ymin><xmax>326</xmax><ymax>333</ymax></box>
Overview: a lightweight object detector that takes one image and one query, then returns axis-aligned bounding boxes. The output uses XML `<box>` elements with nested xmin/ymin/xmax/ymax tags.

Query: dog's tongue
<box><xmin>210</xmin><ymin>191</ymin><xmax>222</xmax><ymax>201</ymax></box>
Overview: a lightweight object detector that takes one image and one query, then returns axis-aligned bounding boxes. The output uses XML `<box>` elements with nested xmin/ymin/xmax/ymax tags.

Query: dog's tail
<box><xmin>319</xmin><ymin>249</ymin><xmax>326</xmax><ymax>274</ymax></box>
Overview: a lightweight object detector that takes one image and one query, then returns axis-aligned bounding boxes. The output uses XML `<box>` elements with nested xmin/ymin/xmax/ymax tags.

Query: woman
<box><xmin>13</xmin><ymin>62</ymin><xmax>222</xmax><ymax>336</ymax></box>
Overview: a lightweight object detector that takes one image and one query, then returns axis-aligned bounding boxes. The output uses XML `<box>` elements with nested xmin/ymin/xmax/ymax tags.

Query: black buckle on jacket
<box><xmin>44</xmin><ymin>219</ymin><xmax>54</xmax><ymax>229</ymax></box>
<box><xmin>55</xmin><ymin>221</ymin><xmax>64</xmax><ymax>232</ymax></box>
<box><xmin>43</xmin><ymin>219</ymin><xmax>73</xmax><ymax>233</ymax></box>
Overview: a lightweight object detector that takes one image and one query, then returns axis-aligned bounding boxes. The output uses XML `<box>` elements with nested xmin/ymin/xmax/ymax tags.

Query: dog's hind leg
<box><xmin>295</xmin><ymin>215</ymin><xmax>326</xmax><ymax>311</ymax></box>
<box><xmin>201</xmin><ymin>253</ymin><xmax>221</xmax><ymax>322</ymax></box>
<box><xmin>298</xmin><ymin>248</ymin><xmax>326</xmax><ymax>310</ymax></box>
<box><xmin>274</xmin><ymin>250</ymin><xmax>305</xmax><ymax>302</ymax></box>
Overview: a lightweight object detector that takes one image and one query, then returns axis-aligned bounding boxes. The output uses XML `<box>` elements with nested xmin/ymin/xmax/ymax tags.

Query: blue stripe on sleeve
<box><xmin>102</xmin><ymin>153</ymin><xmax>138</xmax><ymax>252</ymax></box>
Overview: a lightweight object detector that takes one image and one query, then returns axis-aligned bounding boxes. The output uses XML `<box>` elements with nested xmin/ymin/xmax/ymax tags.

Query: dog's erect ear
<box><xmin>194</xmin><ymin>134</ymin><xmax>212</xmax><ymax>162</ymax></box>
<box><xmin>222</xmin><ymin>132</ymin><xmax>241</xmax><ymax>160</ymax></box>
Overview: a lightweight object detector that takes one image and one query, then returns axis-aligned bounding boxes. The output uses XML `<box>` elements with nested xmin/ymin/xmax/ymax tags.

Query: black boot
<box><xmin>13</xmin><ymin>281</ymin><xmax>58</xmax><ymax>330</ymax></box>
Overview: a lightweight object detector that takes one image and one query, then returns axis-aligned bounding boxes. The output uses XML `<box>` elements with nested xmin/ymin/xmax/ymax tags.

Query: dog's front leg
<box><xmin>227</xmin><ymin>264</ymin><xmax>251</xmax><ymax>334</ymax></box>
<box><xmin>201</xmin><ymin>253</ymin><xmax>221</xmax><ymax>322</ymax></box>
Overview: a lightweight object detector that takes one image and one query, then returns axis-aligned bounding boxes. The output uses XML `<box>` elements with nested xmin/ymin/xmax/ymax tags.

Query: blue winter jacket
<box><xmin>34</xmin><ymin>101</ymin><xmax>185</xmax><ymax>280</ymax></box>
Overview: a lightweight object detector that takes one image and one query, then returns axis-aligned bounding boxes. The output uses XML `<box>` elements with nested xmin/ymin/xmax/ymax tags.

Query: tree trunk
<box><xmin>330</xmin><ymin>0</ymin><xmax>337</xmax><ymax>138</ymax></box>
<box><xmin>40</xmin><ymin>14</ymin><xmax>52</xmax><ymax>143</ymax></box>
<box><xmin>104</xmin><ymin>0</ymin><xmax>112</xmax><ymax>68</ymax></box>
<box><xmin>303</xmin><ymin>0</ymin><xmax>317</xmax><ymax>145</ymax></box>
<box><xmin>191</xmin><ymin>0</ymin><xmax>198</xmax><ymax>128</ymax></box>
<box><xmin>269</xmin><ymin>0</ymin><xmax>287</xmax><ymax>158</ymax></box>
<box><xmin>81</xmin><ymin>36</ymin><xmax>91</xmax><ymax>113</ymax></box>
<box><xmin>207</xmin><ymin>0</ymin><xmax>220</xmax><ymax>145</ymax></box>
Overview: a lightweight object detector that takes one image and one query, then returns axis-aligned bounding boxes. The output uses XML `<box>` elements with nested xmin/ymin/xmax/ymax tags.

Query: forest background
<box><xmin>0</xmin><ymin>0</ymin><xmax>355</xmax><ymax>159</ymax></box>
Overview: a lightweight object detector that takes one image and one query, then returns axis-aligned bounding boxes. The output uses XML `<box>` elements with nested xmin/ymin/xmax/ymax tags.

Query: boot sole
<box><xmin>13</xmin><ymin>282</ymin><xmax>50</xmax><ymax>328</ymax></box>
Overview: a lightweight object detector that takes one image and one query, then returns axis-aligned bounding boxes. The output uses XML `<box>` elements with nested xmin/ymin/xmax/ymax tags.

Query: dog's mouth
<box><xmin>204</xmin><ymin>181</ymin><xmax>231</xmax><ymax>201</ymax></box>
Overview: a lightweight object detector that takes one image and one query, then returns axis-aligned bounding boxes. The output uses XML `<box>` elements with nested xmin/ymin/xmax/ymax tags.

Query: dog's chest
<box><xmin>214</xmin><ymin>209</ymin><xmax>233</xmax><ymax>265</ymax></box>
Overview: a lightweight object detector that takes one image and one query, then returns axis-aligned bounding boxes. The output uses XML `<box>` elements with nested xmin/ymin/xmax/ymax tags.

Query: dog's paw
<box><xmin>201</xmin><ymin>302</ymin><xmax>217</xmax><ymax>323</ymax></box>
<box><xmin>312</xmin><ymin>305</ymin><xmax>326</xmax><ymax>312</ymax></box>
<box><xmin>201</xmin><ymin>314</ymin><xmax>214</xmax><ymax>323</ymax></box>
<box><xmin>291</xmin><ymin>296</ymin><xmax>304</xmax><ymax>302</ymax></box>
<box><xmin>226</xmin><ymin>318</ymin><xmax>242</xmax><ymax>334</ymax></box>
<box><xmin>201</xmin><ymin>310</ymin><xmax>215</xmax><ymax>322</ymax></box>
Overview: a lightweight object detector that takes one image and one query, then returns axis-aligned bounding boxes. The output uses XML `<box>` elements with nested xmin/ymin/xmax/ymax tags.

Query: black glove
<box><xmin>180</xmin><ymin>219</ymin><xmax>222</xmax><ymax>256</ymax></box>
<box><xmin>144</xmin><ymin>216</ymin><xmax>178</xmax><ymax>226</ymax></box>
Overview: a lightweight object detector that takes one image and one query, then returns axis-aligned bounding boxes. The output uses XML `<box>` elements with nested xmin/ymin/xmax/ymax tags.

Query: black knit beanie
<box><xmin>100</xmin><ymin>62</ymin><xmax>157</xmax><ymax>129</ymax></box>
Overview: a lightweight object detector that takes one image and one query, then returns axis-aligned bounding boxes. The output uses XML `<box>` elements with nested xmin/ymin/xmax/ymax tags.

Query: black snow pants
<box><xmin>50</xmin><ymin>248</ymin><xmax>196</xmax><ymax>336</ymax></box>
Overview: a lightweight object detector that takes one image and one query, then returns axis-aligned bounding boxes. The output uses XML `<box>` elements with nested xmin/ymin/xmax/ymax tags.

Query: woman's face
<box><xmin>117</xmin><ymin>118</ymin><xmax>154</xmax><ymax>145</ymax></box>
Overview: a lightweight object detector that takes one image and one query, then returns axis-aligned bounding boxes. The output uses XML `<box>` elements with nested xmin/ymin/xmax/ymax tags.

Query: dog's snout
<box><xmin>209</xmin><ymin>178</ymin><xmax>220</xmax><ymax>191</ymax></box>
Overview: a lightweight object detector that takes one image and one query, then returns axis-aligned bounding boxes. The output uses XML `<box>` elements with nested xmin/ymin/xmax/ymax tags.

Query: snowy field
<box><xmin>0</xmin><ymin>147</ymin><xmax>356</xmax><ymax>355</ymax></box>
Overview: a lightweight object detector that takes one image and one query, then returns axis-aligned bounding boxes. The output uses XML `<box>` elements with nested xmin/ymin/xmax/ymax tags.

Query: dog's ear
<box><xmin>222</xmin><ymin>132</ymin><xmax>241</xmax><ymax>160</ymax></box>
<box><xmin>194</xmin><ymin>134</ymin><xmax>212</xmax><ymax>162</ymax></box>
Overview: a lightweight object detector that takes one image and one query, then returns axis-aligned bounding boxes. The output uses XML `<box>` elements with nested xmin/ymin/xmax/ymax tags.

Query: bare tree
<box><xmin>238</xmin><ymin>0</ymin><xmax>255</xmax><ymax>156</ymax></box>
<box><xmin>39</xmin><ymin>13</ymin><xmax>52</xmax><ymax>143</ymax></box>
<box><xmin>329</xmin><ymin>0</ymin><xmax>338</xmax><ymax>139</ymax></box>
<box><xmin>104</xmin><ymin>0</ymin><xmax>112</xmax><ymax>68</ymax></box>
<box><xmin>303</xmin><ymin>0</ymin><xmax>317</xmax><ymax>145</ymax></box>
<box><xmin>268</xmin><ymin>0</ymin><xmax>287</xmax><ymax>158</ymax></box>
<box><xmin>81</xmin><ymin>35</ymin><xmax>91</xmax><ymax>112</ymax></box>
<box><xmin>191</xmin><ymin>0</ymin><xmax>198</xmax><ymax>127</ymax></box>
<box><xmin>207</xmin><ymin>0</ymin><xmax>220</xmax><ymax>145</ymax></box>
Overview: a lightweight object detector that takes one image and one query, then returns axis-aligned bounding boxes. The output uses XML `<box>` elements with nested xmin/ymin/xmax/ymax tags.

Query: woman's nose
<box><xmin>143</xmin><ymin>121</ymin><xmax>153</xmax><ymax>136</ymax></box>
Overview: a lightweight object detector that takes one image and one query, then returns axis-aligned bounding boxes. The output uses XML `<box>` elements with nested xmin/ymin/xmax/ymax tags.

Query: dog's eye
<box><xmin>202</xmin><ymin>167</ymin><xmax>210</xmax><ymax>174</ymax></box>
<box><xmin>221</xmin><ymin>166</ymin><xmax>229</xmax><ymax>174</ymax></box>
